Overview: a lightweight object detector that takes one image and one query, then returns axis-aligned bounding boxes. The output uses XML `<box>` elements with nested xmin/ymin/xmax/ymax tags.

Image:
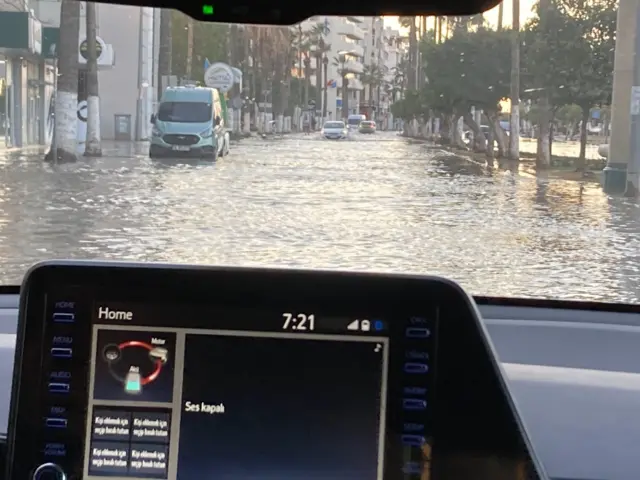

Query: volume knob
<box><xmin>32</xmin><ymin>463</ymin><xmax>67</xmax><ymax>480</ymax></box>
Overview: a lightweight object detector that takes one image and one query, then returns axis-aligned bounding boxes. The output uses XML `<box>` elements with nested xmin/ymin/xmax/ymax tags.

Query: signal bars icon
<box><xmin>347</xmin><ymin>320</ymin><xmax>372</xmax><ymax>332</ymax></box>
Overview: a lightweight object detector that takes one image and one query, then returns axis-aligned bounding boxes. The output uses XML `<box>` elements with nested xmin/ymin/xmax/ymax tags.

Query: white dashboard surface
<box><xmin>0</xmin><ymin>296</ymin><xmax>638</xmax><ymax>480</ymax></box>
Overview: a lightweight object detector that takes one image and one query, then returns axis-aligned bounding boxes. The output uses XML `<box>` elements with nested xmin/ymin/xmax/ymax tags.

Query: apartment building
<box><xmin>301</xmin><ymin>15</ymin><xmax>366</xmax><ymax>120</ymax></box>
<box><xmin>0</xmin><ymin>0</ymin><xmax>158</xmax><ymax>147</ymax></box>
<box><xmin>361</xmin><ymin>17</ymin><xmax>384</xmax><ymax>111</ymax></box>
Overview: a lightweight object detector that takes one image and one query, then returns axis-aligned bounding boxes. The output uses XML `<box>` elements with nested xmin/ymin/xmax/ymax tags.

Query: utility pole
<box><xmin>625</xmin><ymin>1</ymin><xmax>640</xmax><ymax>196</ymax></box>
<box><xmin>509</xmin><ymin>0</ymin><xmax>521</xmax><ymax>160</ymax></box>
<box><xmin>604</xmin><ymin>0</ymin><xmax>640</xmax><ymax>194</ymax></box>
<box><xmin>84</xmin><ymin>1</ymin><xmax>102</xmax><ymax>156</ymax></box>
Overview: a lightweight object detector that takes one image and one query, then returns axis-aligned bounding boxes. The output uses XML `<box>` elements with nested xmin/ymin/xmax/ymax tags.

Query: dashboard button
<box><xmin>52</xmin><ymin>312</ymin><xmax>75</xmax><ymax>323</ymax></box>
<box><xmin>48</xmin><ymin>383</ymin><xmax>70</xmax><ymax>394</ymax></box>
<box><xmin>401</xmin><ymin>434</ymin><xmax>426</xmax><ymax>447</ymax></box>
<box><xmin>45</xmin><ymin>417</ymin><xmax>68</xmax><ymax>429</ymax></box>
<box><xmin>403</xmin><ymin>398</ymin><xmax>427</xmax><ymax>410</ymax></box>
<box><xmin>50</xmin><ymin>348</ymin><xmax>72</xmax><ymax>359</ymax></box>
<box><xmin>32</xmin><ymin>462</ymin><xmax>67</xmax><ymax>480</ymax></box>
<box><xmin>404</xmin><ymin>363</ymin><xmax>429</xmax><ymax>374</ymax></box>
<box><xmin>406</xmin><ymin>327</ymin><xmax>430</xmax><ymax>338</ymax></box>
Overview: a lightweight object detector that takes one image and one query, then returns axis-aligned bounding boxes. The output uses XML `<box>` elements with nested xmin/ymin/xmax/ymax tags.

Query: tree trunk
<box><xmin>576</xmin><ymin>106</ymin><xmax>589</xmax><ymax>171</ymax></box>
<box><xmin>84</xmin><ymin>1</ymin><xmax>101</xmax><ymax>156</ymax></box>
<box><xmin>408</xmin><ymin>21</ymin><xmax>417</xmax><ymax>90</ymax></box>
<box><xmin>185</xmin><ymin>18</ymin><xmax>194</xmax><ymax>79</ymax></box>
<box><xmin>490</xmin><ymin>113</ymin><xmax>508</xmax><ymax>157</ymax></box>
<box><xmin>369</xmin><ymin>84</ymin><xmax>374</xmax><ymax>118</ymax></box>
<box><xmin>46</xmin><ymin>0</ymin><xmax>80</xmax><ymax>163</ymax></box>
<box><xmin>315</xmin><ymin>54</ymin><xmax>322</xmax><ymax>116</ymax></box>
<box><xmin>453</xmin><ymin>113</ymin><xmax>468</xmax><ymax>149</ymax></box>
<box><xmin>536</xmin><ymin>97</ymin><xmax>552</xmax><ymax>169</ymax></box>
<box><xmin>485</xmin><ymin>121</ymin><xmax>495</xmax><ymax>163</ymax></box>
<box><xmin>322</xmin><ymin>60</ymin><xmax>328</xmax><ymax>119</ymax></box>
<box><xmin>498</xmin><ymin>1</ymin><xmax>504</xmax><ymax>30</ymax></box>
<box><xmin>304</xmin><ymin>58</ymin><xmax>310</xmax><ymax>108</ymax></box>
<box><xmin>342</xmin><ymin>76</ymin><xmax>349</xmax><ymax>119</ymax></box>
<box><xmin>464</xmin><ymin>113</ymin><xmax>487</xmax><ymax>152</ymax></box>
<box><xmin>157</xmin><ymin>9</ymin><xmax>172</xmax><ymax>100</ymax></box>
<box><xmin>509</xmin><ymin>0</ymin><xmax>520</xmax><ymax>160</ymax></box>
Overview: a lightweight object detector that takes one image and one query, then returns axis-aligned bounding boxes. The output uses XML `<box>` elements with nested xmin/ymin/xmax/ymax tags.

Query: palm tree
<box><xmin>186</xmin><ymin>18</ymin><xmax>194</xmax><ymax>79</ymax></box>
<box><xmin>333</xmin><ymin>55</ymin><xmax>349</xmax><ymax>119</ymax></box>
<box><xmin>307</xmin><ymin>21</ymin><xmax>331</xmax><ymax>117</ymax></box>
<box><xmin>362</xmin><ymin>64</ymin><xmax>385</xmax><ymax>118</ymax></box>
<box><xmin>292</xmin><ymin>26</ymin><xmax>310</xmax><ymax>108</ymax></box>
<box><xmin>158</xmin><ymin>10</ymin><xmax>172</xmax><ymax>100</ymax></box>
<box><xmin>238</xmin><ymin>25</ymin><xmax>293</xmax><ymax>130</ymax></box>
<box><xmin>399</xmin><ymin>16</ymin><xmax>418</xmax><ymax>90</ymax></box>
<box><xmin>48</xmin><ymin>0</ymin><xmax>80</xmax><ymax>163</ymax></box>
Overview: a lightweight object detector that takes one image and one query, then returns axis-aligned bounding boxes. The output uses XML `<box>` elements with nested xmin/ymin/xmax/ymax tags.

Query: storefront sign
<box><xmin>203</xmin><ymin>62</ymin><xmax>234</xmax><ymax>92</ymax></box>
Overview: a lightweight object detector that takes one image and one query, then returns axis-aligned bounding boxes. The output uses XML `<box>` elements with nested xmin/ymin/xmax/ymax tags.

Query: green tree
<box><xmin>171</xmin><ymin>12</ymin><xmax>229</xmax><ymax>82</ymax></box>
<box><xmin>523</xmin><ymin>0</ymin><xmax>615</xmax><ymax>168</ymax></box>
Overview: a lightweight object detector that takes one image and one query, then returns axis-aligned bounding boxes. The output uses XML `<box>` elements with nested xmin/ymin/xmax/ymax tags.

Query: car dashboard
<box><xmin>0</xmin><ymin>284</ymin><xmax>637</xmax><ymax>479</ymax></box>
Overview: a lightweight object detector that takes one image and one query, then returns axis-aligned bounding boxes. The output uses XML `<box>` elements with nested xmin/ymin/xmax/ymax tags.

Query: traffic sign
<box><xmin>79</xmin><ymin>38</ymin><xmax>103</xmax><ymax>61</ymax></box>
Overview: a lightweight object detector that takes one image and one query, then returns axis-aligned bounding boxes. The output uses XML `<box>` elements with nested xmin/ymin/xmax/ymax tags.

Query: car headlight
<box><xmin>342</xmin><ymin>130</ymin><xmax>347</xmax><ymax>135</ymax></box>
<box><xmin>152</xmin><ymin>126</ymin><xmax>162</xmax><ymax>137</ymax></box>
<box><xmin>199</xmin><ymin>128</ymin><xmax>213</xmax><ymax>138</ymax></box>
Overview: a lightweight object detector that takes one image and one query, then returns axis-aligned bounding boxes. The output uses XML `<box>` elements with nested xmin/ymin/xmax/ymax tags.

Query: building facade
<box><xmin>0</xmin><ymin>0</ymin><xmax>158</xmax><ymax>147</ymax></box>
<box><xmin>0</xmin><ymin>0</ymin><xmax>46</xmax><ymax>147</ymax></box>
<box><xmin>301</xmin><ymin>15</ymin><xmax>366</xmax><ymax>120</ymax></box>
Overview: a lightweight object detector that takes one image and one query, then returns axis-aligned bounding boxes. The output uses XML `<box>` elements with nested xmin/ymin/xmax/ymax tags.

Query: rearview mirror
<box><xmin>215</xmin><ymin>116</ymin><xmax>221</xmax><ymax>126</ymax></box>
<box><xmin>150</xmin><ymin>114</ymin><xmax>156</xmax><ymax>124</ymax></box>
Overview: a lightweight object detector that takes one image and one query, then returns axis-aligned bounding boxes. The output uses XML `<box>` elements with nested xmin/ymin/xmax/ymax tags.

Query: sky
<box><xmin>383</xmin><ymin>0</ymin><xmax>537</xmax><ymax>31</ymax></box>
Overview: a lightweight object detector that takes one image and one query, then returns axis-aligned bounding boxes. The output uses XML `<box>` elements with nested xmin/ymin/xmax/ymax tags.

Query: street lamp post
<box><xmin>338</xmin><ymin>53</ymin><xmax>347</xmax><ymax>119</ymax></box>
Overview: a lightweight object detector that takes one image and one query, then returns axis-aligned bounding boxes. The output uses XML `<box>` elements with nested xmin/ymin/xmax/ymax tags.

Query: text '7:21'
<box><xmin>282</xmin><ymin>313</ymin><xmax>315</xmax><ymax>331</ymax></box>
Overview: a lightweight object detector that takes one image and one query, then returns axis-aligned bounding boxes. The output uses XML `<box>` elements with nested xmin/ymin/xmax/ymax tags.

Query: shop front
<box><xmin>0</xmin><ymin>12</ymin><xmax>43</xmax><ymax>148</ymax></box>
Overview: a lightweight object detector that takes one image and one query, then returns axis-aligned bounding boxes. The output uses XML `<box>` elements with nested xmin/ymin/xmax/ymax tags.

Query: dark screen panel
<box><xmin>7</xmin><ymin>261</ymin><xmax>549</xmax><ymax>480</ymax></box>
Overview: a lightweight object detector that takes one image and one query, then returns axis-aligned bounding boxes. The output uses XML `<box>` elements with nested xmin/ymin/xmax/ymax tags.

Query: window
<box><xmin>157</xmin><ymin>102</ymin><xmax>213</xmax><ymax>123</ymax></box>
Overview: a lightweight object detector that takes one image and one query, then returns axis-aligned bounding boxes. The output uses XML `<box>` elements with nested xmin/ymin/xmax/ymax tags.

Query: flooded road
<box><xmin>0</xmin><ymin>131</ymin><xmax>638</xmax><ymax>302</ymax></box>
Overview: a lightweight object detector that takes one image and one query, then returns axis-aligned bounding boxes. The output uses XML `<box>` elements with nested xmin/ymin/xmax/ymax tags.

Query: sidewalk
<box><xmin>0</xmin><ymin>140</ymin><xmax>150</xmax><ymax>158</ymax></box>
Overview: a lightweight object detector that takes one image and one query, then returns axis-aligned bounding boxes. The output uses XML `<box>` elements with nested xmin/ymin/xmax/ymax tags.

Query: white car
<box><xmin>321</xmin><ymin>121</ymin><xmax>348</xmax><ymax>140</ymax></box>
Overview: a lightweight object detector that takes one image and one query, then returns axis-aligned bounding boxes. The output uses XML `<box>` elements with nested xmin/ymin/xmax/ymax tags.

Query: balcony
<box><xmin>343</xmin><ymin>59</ymin><xmax>364</xmax><ymax>74</ymax></box>
<box><xmin>334</xmin><ymin>39</ymin><xmax>364</xmax><ymax>58</ymax></box>
<box><xmin>337</xmin><ymin>21</ymin><xmax>365</xmax><ymax>41</ymax></box>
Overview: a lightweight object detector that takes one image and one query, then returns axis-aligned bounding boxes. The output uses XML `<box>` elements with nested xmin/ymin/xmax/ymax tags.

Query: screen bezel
<box><xmin>8</xmin><ymin>260</ymin><xmax>549</xmax><ymax>480</ymax></box>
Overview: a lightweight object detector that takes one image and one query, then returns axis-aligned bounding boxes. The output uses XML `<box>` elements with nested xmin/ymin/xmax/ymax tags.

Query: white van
<box><xmin>347</xmin><ymin>114</ymin><xmax>366</xmax><ymax>130</ymax></box>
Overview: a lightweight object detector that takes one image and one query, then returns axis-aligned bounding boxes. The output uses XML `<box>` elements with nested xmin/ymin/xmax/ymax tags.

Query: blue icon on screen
<box><xmin>374</xmin><ymin>320</ymin><xmax>384</xmax><ymax>331</ymax></box>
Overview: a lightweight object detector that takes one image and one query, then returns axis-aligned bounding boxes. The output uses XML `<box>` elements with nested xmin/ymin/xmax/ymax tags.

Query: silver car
<box><xmin>321</xmin><ymin>121</ymin><xmax>348</xmax><ymax>140</ymax></box>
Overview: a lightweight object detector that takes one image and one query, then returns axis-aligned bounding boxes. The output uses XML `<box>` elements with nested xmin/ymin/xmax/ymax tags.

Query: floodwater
<box><xmin>0</xmin><ymin>131</ymin><xmax>638</xmax><ymax>302</ymax></box>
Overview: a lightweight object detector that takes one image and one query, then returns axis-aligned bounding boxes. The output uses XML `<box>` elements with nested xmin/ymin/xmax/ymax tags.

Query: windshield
<box><xmin>157</xmin><ymin>102</ymin><xmax>212</xmax><ymax>123</ymax></box>
<box><xmin>0</xmin><ymin>7</ymin><xmax>630</xmax><ymax>302</ymax></box>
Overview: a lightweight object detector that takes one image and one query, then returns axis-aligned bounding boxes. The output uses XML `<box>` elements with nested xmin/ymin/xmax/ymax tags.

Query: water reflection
<box><xmin>0</xmin><ymin>132</ymin><xmax>634</xmax><ymax>302</ymax></box>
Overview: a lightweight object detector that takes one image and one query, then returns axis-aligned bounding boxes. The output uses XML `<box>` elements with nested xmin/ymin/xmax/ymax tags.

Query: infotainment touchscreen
<box><xmin>82</xmin><ymin>304</ymin><xmax>414</xmax><ymax>479</ymax></box>
<box><xmin>37</xmin><ymin>299</ymin><xmax>436</xmax><ymax>480</ymax></box>
<box><xmin>9</xmin><ymin>262</ymin><xmax>549</xmax><ymax>480</ymax></box>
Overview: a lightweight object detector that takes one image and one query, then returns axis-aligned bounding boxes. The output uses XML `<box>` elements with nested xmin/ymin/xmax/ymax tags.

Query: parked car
<box><xmin>321</xmin><ymin>121</ymin><xmax>348</xmax><ymax>140</ymax></box>
<box><xmin>358</xmin><ymin>121</ymin><xmax>376</xmax><ymax>134</ymax></box>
